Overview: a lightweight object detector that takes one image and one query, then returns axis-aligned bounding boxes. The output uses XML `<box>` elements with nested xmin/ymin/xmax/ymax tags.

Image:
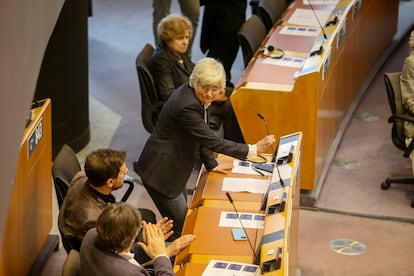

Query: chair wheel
<box><xmin>381</xmin><ymin>180</ymin><xmax>390</xmax><ymax>190</ymax></box>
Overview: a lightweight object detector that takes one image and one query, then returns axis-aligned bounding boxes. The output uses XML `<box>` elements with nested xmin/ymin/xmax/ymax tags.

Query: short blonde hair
<box><xmin>410</xmin><ymin>31</ymin><xmax>414</xmax><ymax>49</ymax></box>
<box><xmin>189</xmin><ymin>58</ymin><xmax>226</xmax><ymax>89</ymax></box>
<box><xmin>158</xmin><ymin>14</ymin><xmax>193</xmax><ymax>43</ymax></box>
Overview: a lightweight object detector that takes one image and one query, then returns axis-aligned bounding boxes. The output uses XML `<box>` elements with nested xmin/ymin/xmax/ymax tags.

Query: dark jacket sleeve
<box><xmin>152</xmin><ymin>49</ymin><xmax>177</xmax><ymax>101</ymax></box>
<box><xmin>151</xmin><ymin>44</ymin><xmax>194</xmax><ymax>101</ymax></box>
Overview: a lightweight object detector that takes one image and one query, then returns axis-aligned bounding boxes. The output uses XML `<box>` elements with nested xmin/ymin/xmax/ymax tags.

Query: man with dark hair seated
<box><xmin>58</xmin><ymin>148</ymin><xmax>193</xmax><ymax>261</ymax></box>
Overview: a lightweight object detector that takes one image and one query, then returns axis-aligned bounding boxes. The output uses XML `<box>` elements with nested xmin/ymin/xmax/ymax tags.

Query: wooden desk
<box><xmin>175</xmin><ymin>132</ymin><xmax>302</xmax><ymax>275</ymax></box>
<box><xmin>190</xmin><ymin>157</ymin><xmax>271</xmax><ymax>210</ymax></box>
<box><xmin>231</xmin><ymin>0</ymin><xmax>398</xmax><ymax>190</ymax></box>
<box><xmin>175</xmin><ymin>263</ymin><xmax>207</xmax><ymax>276</ymax></box>
<box><xmin>175</xmin><ymin>206</ymin><xmax>262</xmax><ymax>266</ymax></box>
<box><xmin>0</xmin><ymin>99</ymin><xmax>54</xmax><ymax>275</ymax></box>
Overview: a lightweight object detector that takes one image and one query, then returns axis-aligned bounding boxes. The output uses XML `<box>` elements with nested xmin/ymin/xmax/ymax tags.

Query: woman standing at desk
<box><xmin>134</xmin><ymin>58</ymin><xmax>275</xmax><ymax>240</ymax></box>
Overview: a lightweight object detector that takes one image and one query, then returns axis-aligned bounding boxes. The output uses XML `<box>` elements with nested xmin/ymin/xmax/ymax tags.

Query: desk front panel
<box><xmin>1</xmin><ymin>99</ymin><xmax>52</xmax><ymax>275</ymax></box>
<box><xmin>175</xmin><ymin>263</ymin><xmax>207</xmax><ymax>276</ymax></box>
<box><xmin>231</xmin><ymin>0</ymin><xmax>398</xmax><ymax>190</ymax></box>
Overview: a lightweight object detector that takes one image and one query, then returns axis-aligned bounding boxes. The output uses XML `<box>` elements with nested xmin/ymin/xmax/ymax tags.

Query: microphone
<box><xmin>225</xmin><ymin>192</ymin><xmax>262</xmax><ymax>271</ymax></box>
<box><xmin>257</xmin><ymin>113</ymin><xmax>275</xmax><ymax>155</ymax></box>
<box><xmin>307</xmin><ymin>1</ymin><xmax>328</xmax><ymax>40</ymax></box>
<box><xmin>309</xmin><ymin>45</ymin><xmax>323</xmax><ymax>57</ymax></box>
<box><xmin>325</xmin><ymin>15</ymin><xmax>338</xmax><ymax>27</ymax></box>
<box><xmin>257</xmin><ymin>113</ymin><xmax>269</xmax><ymax>134</ymax></box>
<box><xmin>275</xmin><ymin>165</ymin><xmax>285</xmax><ymax>187</ymax></box>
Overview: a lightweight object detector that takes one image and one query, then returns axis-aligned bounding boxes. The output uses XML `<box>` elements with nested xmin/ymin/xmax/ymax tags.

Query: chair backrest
<box><xmin>384</xmin><ymin>72</ymin><xmax>406</xmax><ymax>151</ymax></box>
<box><xmin>237</xmin><ymin>14</ymin><xmax>268</xmax><ymax>67</ymax></box>
<box><xmin>135</xmin><ymin>43</ymin><xmax>163</xmax><ymax>133</ymax></box>
<box><xmin>53</xmin><ymin>144</ymin><xmax>135</xmax><ymax>253</ymax></box>
<box><xmin>62</xmin><ymin>249</ymin><xmax>80</xmax><ymax>276</ymax></box>
<box><xmin>52</xmin><ymin>144</ymin><xmax>81</xmax><ymax>209</ymax></box>
<box><xmin>258</xmin><ymin>0</ymin><xmax>286</xmax><ymax>31</ymax></box>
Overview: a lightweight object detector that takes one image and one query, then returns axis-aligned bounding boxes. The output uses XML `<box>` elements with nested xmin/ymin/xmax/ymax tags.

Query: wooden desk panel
<box><xmin>260</xmin><ymin>133</ymin><xmax>302</xmax><ymax>275</ymax></box>
<box><xmin>231</xmin><ymin>0</ymin><xmax>398</xmax><ymax>190</ymax></box>
<box><xmin>1</xmin><ymin>99</ymin><xmax>52</xmax><ymax>275</ymax></box>
<box><xmin>175</xmin><ymin>263</ymin><xmax>207</xmax><ymax>276</ymax></box>
<box><xmin>176</xmin><ymin>133</ymin><xmax>302</xmax><ymax>275</ymax></box>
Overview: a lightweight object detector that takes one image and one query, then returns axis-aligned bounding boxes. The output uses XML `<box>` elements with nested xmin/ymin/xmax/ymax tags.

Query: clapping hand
<box><xmin>137</xmin><ymin>222</ymin><xmax>167</xmax><ymax>259</ymax></box>
<box><xmin>156</xmin><ymin>217</ymin><xmax>174</xmax><ymax>240</ymax></box>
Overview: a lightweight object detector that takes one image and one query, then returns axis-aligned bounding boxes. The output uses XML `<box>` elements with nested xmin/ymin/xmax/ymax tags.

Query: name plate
<box><xmin>28</xmin><ymin>118</ymin><xmax>43</xmax><ymax>158</ymax></box>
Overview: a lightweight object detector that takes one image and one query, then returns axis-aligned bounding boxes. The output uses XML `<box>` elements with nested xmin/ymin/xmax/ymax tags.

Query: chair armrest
<box><xmin>388</xmin><ymin>114</ymin><xmax>414</xmax><ymax>157</ymax></box>
<box><xmin>388</xmin><ymin>114</ymin><xmax>414</xmax><ymax>124</ymax></box>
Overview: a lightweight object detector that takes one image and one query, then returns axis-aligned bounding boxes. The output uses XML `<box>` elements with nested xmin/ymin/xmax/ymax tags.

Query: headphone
<box><xmin>310</xmin><ymin>45</ymin><xmax>324</xmax><ymax>57</ymax></box>
<box><xmin>260</xmin><ymin>45</ymin><xmax>285</xmax><ymax>59</ymax></box>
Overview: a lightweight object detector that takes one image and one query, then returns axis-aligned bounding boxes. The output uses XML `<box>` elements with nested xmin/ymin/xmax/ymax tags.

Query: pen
<box><xmin>252</xmin><ymin>167</ymin><xmax>265</xmax><ymax>176</ymax></box>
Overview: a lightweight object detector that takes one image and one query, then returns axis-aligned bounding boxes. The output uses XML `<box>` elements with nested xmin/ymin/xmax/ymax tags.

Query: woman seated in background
<box><xmin>151</xmin><ymin>13</ymin><xmax>245</xmax><ymax>143</ymax></box>
<box><xmin>80</xmin><ymin>202</ymin><xmax>195</xmax><ymax>276</ymax></box>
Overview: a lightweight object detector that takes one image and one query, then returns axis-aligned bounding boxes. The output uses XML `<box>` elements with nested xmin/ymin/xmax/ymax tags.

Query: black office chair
<box><xmin>249</xmin><ymin>0</ymin><xmax>261</xmax><ymax>16</ymax></box>
<box><xmin>52</xmin><ymin>144</ymin><xmax>82</xmax><ymax>209</ymax></box>
<box><xmin>135</xmin><ymin>43</ymin><xmax>165</xmax><ymax>133</ymax></box>
<box><xmin>52</xmin><ymin>144</ymin><xmax>136</xmax><ymax>252</ymax></box>
<box><xmin>258</xmin><ymin>0</ymin><xmax>286</xmax><ymax>31</ymax></box>
<box><xmin>381</xmin><ymin>72</ymin><xmax>414</xmax><ymax>208</ymax></box>
<box><xmin>237</xmin><ymin>14</ymin><xmax>267</xmax><ymax>67</ymax></box>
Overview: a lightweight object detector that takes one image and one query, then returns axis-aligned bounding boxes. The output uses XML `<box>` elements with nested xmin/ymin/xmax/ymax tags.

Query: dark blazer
<box><xmin>151</xmin><ymin>42</ymin><xmax>194</xmax><ymax>101</ymax></box>
<box><xmin>135</xmin><ymin>83</ymin><xmax>249</xmax><ymax>198</ymax></box>
<box><xmin>80</xmin><ymin>228</ymin><xmax>174</xmax><ymax>276</ymax></box>
<box><xmin>200</xmin><ymin>0</ymin><xmax>247</xmax><ymax>80</ymax></box>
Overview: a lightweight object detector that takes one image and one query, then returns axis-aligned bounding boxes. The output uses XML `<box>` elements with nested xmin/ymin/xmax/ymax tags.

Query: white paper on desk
<box><xmin>232</xmin><ymin>160</ymin><xmax>262</xmax><ymax>175</ymax></box>
<box><xmin>303</xmin><ymin>0</ymin><xmax>339</xmax><ymax>5</ymax></box>
<box><xmin>299</xmin><ymin>37</ymin><xmax>325</xmax><ymax>75</ymax></box>
<box><xmin>219</xmin><ymin>211</ymin><xmax>265</xmax><ymax>229</ymax></box>
<box><xmin>279</xmin><ymin>25</ymin><xmax>320</xmax><ymax>37</ymax></box>
<box><xmin>288</xmin><ymin>8</ymin><xmax>331</xmax><ymax>27</ymax></box>
<box><xmin>262</xmin><ymin>55</ymin><xmax>306</xmax><ymax>68</ymax></box>
<box><xmin>276</xmin><ymin>141</ymin><xmax>298</xmax><ymax>160</ymax></box>
<box><xmin>299</xmin><ymin>55</ymin><xmax>321</xmax><ymax>75</ymax></box>
<box><xmin>276</xmin><ymin>164</ymin><xmax>292</xmax><ymax>183</ymax></box>
<box><xmin>222</xmin><ymin>177</ymin><xmax>268</xmax><ymax>194</ymax></box>
<box><xmin>202</xmin><ymin>260</ymin><xmax>260</xmax><ymax>276</ymax></box>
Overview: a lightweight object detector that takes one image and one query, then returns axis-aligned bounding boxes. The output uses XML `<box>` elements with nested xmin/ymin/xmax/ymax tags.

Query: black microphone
<box><xmin>325</xmin><ymin>15</ymin><xmax>338</xmax><ymax>27</ymax></box>
<box><xmin>307</xmin><ymin>0</ymin><xmax>328</xmax><ymax>40</ymax></box>
<box><xmin>257</xmin><ymin>113</ymin><xmax>269</xmax><ymax>135</ymax></box>
<box><xmin>257</xmin><ymin>113</ymin><xmax>275</xmax><ymax>155</ymax></box>
<box><xmin>310</xmin><ymin>45</ymin><xmax>323</xmax><ymax>57</ymax></box>
<box><xmin>275</xmin><ymin>165</ymin><xmax>285</xmax><ymax>187</ymax></box>
<box><xmin>225</xmin><ymin>192</ymin><xmax>262</xmax><ymax>271</ymax></box>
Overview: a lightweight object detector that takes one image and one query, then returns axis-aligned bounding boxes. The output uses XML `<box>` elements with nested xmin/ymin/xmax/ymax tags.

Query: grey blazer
<box><xmin>80</xmin><ymin>228</ymin><xmax>174</xmax><ymax>276</ymax></box>
<box><xmin>135</xmin><ymin>83</ymin><xmax>248</xmax><ymax>198</ymax></box>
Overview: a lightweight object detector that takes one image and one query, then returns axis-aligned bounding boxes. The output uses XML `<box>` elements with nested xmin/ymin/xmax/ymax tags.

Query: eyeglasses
<box><xmin>198</xmin><ymin>84</ymin><xmax>222</xmax><ymax>94</ymax></box>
